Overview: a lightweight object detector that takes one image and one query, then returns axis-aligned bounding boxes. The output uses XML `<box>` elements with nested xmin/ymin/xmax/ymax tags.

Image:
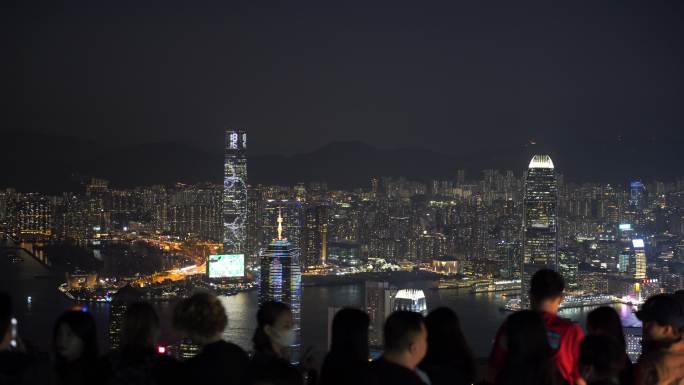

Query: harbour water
<box><xmin>1</xmin><ymin>245</ymin><xmax>641</xmax><ymax>359</ymax></box>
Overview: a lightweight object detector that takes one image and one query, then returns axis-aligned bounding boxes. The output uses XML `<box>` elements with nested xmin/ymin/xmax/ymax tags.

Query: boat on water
<box><xmin>501</xmin><ymin>294</ymin><xmax>621</xmax><ymax>312</ymax></box>
<box><xmin>471</xmin><ymin>279</ymin><xmax>521</xmax><ymax>294</ymax></box>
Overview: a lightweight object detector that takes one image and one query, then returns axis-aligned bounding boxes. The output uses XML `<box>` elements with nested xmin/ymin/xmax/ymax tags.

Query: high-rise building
<box><xmin>392</xmin><ymin>289</ymin><xmax>427</xmax><ymax>315</ymax></box>
<box><xmin>258</xmin><ymin>212</ymin><xmax>302</xmax><ymax>363</ymax></box>
<box><xmin>558</xmin><ymin>248</ymin><xmax>578</xmax><ymax>293</ymax></box>
<box><xmin>578</xmin><ymin>263</ymin><xmax>608</xmax><ymax>294</ymax></box>
<box><xmin>631</xmin><ymin>239</ymin><xmax>647</xmax><ymax>280</ymax></box>
<box><xmin>303</xmin><ymin>204</ymin><xmax>328</xmax><ymax>269</ymax></box>
<box><xmin>365</xmin><ymin>281</ymin><xmax>393</xmax><ymax>349</ymax></box>
<box><xmin>327</xmin><ymin>240</ymin><xmax>362</xmax><ymax>267</ymax></box>
<box><xmin>629</xmin><ymin>181</ymin><xmax>646</xmax><ymax>209</ymax></box>
<box><xmin>246</xmin><ymin>185</ymin><xmax>264</xmax><ymax>266</ymax></box>
<box><xmin>13</xmin><ymin>194</ymin><xmax>53</xmax><ymax>240</ymax></box>
<box><xmin>223</xmin><ymin>129</ymin><xmax>248</xmax><ymax>254</ymax></box>
<box><xmin>521</xmin><ymin>155</ymin><xmax>559</xmax><ymax>305</ymax></box>
<box><xmin>108</xmin><ymin>284</ymin><xmax>142</xmax><ymax>350</ymax></box>
<box><xmin>169</xmin><ymin>184</ymin><xmax>222</xmax><ymax>241</ymax></box>
<box><xmin>262</xmin><ymin>200</ymin><xmax>303</xmax><ymax>250</ymax></box>
<box><xmin>457</xmin><ymin>169</ymin><xmax>465</xmax><ymax>186</ymax></box>
<box><xmin>624</xmin><ymin>326</ymin><xmax>642</xmax><ymax>363</ymax></box>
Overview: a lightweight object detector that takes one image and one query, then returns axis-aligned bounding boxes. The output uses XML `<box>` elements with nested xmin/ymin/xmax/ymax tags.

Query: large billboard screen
<box><xmin>207</xmin><ymin>254</ymin><xmax>244</xmax><ymax>278</ymax></box>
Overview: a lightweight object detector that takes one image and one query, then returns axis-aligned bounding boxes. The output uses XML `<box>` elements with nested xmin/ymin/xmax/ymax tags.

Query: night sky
<box><xmin>3</xmin><ymin>1</ymin><xmax>683</xmax><ymax>159</ymax></box>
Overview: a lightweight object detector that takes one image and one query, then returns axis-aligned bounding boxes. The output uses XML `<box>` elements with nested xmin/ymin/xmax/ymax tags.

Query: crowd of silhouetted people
<box><xmin>2</xmin><ymin>269</ymin><xmax>684</xmax><ymax>385</ymax></box>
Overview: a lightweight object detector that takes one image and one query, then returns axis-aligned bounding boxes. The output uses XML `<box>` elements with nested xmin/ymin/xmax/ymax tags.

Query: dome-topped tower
<box><xmin>528</xmin><ymin>154</ymin><xmax>555</xmax><ymax>169</ymax></box>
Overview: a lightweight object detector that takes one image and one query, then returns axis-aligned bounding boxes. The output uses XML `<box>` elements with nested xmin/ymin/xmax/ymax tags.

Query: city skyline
<box><xmin>2</xmin><ymin>2</ymin><xmax>684</xmax><ymax>372</ymax></box>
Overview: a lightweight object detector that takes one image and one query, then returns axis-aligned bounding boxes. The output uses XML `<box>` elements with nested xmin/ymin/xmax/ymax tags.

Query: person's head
<box><xmin>636</xmin><ymin>294</ymin><xmax>684</xmax><ymax>349</ymax></box>
<box><xmin>0</xmin><ymin>293</ymin><xmax>12</xmax><ymax>350</ymax></box>
<box><xmin>121</xmin><ymin>301</ymin><xmax>160</xmax><ymax>353</ymax></box>
<box><xmin>53</xmin><ymin>309</ymin><xmax>98</xmax><ymax>364</ymax></box>
<box><xmin>529</xmin><ymin>269</ymin><xmax>565</xmax><ymax>313</ymax></box>
<box><xmin>421</xmin><ymin>307</ymin><xmax>475</xmax><ymax>380</ymax></box>
<box><xmin>330</xmin><ymin>308</ymin><xmax>370</xmax><ymax>362</ymax></box>
<box><xmin>173</xmin><ymin>292</ymin><xmax>227</xmax><ymax>346</ymax></box>
<box><xmin>253</xmin><ymin>301</ymin><xmax>294</xmax><ymax>356</ymax></box>
<box><xmin>579</xmin><ymin>335</ymin><xmax>626</xmax><ymax>384</ymax></box>
<box><xmin>506</xmin><ymin>310</ymin><xmax>551</xmax><ymax>361</ymax></box>
<box><xmin>383</xmin><ymin>311</ymin><xmax>427</xmax><ymax>369</ymax></box>
<box><xmin>420</xmin><ymin>307</ymin><xmax>475</xmax><ymax>380</ymax></box>
<box><xmin>587</xmin><ymin>306</ymin><xmax>626</xmax><ymax>349</ymax></box>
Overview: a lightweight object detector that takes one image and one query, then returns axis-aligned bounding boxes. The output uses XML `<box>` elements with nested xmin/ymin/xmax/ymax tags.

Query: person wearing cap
<box><xmin>633</xmin><ymin>293</ymin><xmax>684</xmax><ymax>385</ymax></box>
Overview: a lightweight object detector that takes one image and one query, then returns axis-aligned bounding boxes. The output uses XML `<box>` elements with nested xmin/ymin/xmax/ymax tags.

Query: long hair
<box><xmin>121</xmin><ymin>301</ymin><xmax>160</xmax><ymax>353</ymax></box>
<box><xmin>419</xmin><ymin>307</ymin><xmax>476</xmax><ymax>383</ymax></box>
<box><xmin>253</xmin><ymin>301</ymin><xmax>291</xmax><ymax>355</ymax></box>
<box><xmin>329</xmin><ymin>308</ymin><xmax>370</xmax><ymax>363</ymax></box>
<box><xmin>53</xmin><ymin>309</ymin><xmax>98</xmax><ymax>368</ymax></box>
<box><xmin>587</xmin><ymin>306</ymin><xmax>626</xmax><ymax>349</ymax></box>
<box><xmin>496</xmin><ymin>310</ymin><xmax>559</xmax><ymax>385</ymax></box>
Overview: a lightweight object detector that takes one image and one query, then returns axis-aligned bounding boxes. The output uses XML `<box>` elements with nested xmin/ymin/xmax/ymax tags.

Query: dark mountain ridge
<box><xmin>1</xmin><ymin>131</ymin><xmax>681</xmax><ymax>193</ymax></box>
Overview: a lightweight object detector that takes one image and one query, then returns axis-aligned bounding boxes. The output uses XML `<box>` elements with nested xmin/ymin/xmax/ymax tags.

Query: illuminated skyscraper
<box><xmin>262</xmin><ymin>200</ymin><xmax>303</xmax><ymax>250</ymax></box>
<box><xmin>169</xmin><ymin>184</ymin><xmax>222</xmax><ymax>241</ymax></box>
<box><xmin>259</xmin><ymin>212</ymin><xmax>302</xmax><ymax>363</ymax></box>
<box><xmin>392</xmin><ymin>289</ymin><xmax>427</xmax><ymax>315</ymax></box>
<box><xmin>631</xmin><ymin>239</ymin><xmax>647</xmax><ymax>280</ymax></box>
<box><xmin>521</xmin><ymin>155</ymin><xmax>559</xmax><ymax>305</ymax></box>
<box><xmin>558</xmin><ymin>248</ymin><xmax>578</xmax><ymax>293</ymax></box>
<box><xmin>108</xmin><ymin>284</ymin><xmax>142</xmax><ymax>350</ymax></box>
<box><xmin>629</xmin><ymin>181</ymin><xmax>646</xmax><ymax>209</ymax></box>
<box><xmin>13</xmin><ymin>193</ymin><xmax>53</xmax><ymax>240</ymax></box>
<box><xmin>246</xmin><ymin>185</ymin><xmax>264</xmax><ymax>265</ymax></box>
<box><xmin>303</xmin><ymin>204</ymin><xmax>328</xmax><ymax>269</ymax></box>
<box><xmin>223</xmin><ymin>129</ymin><xmax>248</xmax><ymax>254</ymax></box>
<box><xmin>365</xmin><ymin>281</ymin><xmax>393</xmax><ymax>349</ymax></box>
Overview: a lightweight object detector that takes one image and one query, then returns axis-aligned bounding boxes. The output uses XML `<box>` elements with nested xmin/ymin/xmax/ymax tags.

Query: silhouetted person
<box><xmin>488</xmin><ymin>269</ymin><xmax>584</xmax><ymax>385</ymax></box>
<box><xmin>587</xmin><ymin>307</ymin><xmax>632</xmax><ymax>385</ymax></box>
<box><xmin>495</xmin><ymin>310</ymin><xmax>564</xmax><ymax>385</ymax></box>
<box><xmin>319</xmin><ymin>308</ymin><xmax>370</xmax><ymax>385</ymax></box>
<box><xmin>579</xmin><ymin>335</ymin><xmax>627</xmax><ymax>385</ymax></box>
<box><xmin>106</xmin><ymin>301</ymin><xmax>180</xmax><ymax>385</ymax></box>
<box><xmin>173</xmin><ymin>292</ymin><xmax>249</xmax><ymax>385</ymax></box>
<box><xmin>363</xmin><ymin>310</ymin><xmax>427</xmax><ymax>385</ymax></box>
<box><xmin>633</xmin><ymin>294</ymin><xmax>684</xmax><ymax>385</ymax></box>
<box><xmin>249</xmin><ymin>301</ymin><xmax>303</xmax><ymax>385</ymax></box>
<box><xmin>418</xmin><ymin>307</ymin><xmax>476</xmax><ymax>385</ymax></box>
<box><xmin>52</xmin><ymin>308</ymin><xmax>101</xmax><ymax>385</ymax></box>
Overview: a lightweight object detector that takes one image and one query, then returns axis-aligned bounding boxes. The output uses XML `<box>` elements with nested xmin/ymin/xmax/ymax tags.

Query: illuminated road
<box><xmin>137</xmin><ymin>263</ymin><xmax>207</xmax><ymax>285</ymax></box>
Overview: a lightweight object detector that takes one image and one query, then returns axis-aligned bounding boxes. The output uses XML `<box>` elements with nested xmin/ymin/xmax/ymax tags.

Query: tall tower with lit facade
<box><xmin>521</xmin><ymin>155</ymin><xmax>559</xmax><ymax>305</ymax></box>
<box><xmin>303</xmin><ymin>204</ymin><xmax>328</xmax><ymax>269</ymax></box>
<box><xmin>259</xmin><ymin>211</ymin><xmax>302</xmax><ymax>363</ymax></box>
<box><xmin>223</xmin><ymin>129</ymin><xmax>248</xmax><ymax>254</ymax></box>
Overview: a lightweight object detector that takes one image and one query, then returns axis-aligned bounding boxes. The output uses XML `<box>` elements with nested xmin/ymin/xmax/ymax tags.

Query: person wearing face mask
<box><xmin>173</xmin><ymin>292</ymin><xmax>249</xmax><ymax>385</ymax></box>
<box><xmin>363</xmin><ymin>310</ymin><xmax>429</xmax><ymax>385</ymax></box>
<box><xmin>249</xmin><ymin>301</ymin><xmax>304</xmax><ymax>385</ymax></box>
<box><xmin>633</xmin><ymin>294</ymin><xmax>684</xmax><ymax>385</ymax></box>
<box><xmin>52</xmin><ymin>308</ymin><xmax>102</xmax><ymax>385</ymax></box>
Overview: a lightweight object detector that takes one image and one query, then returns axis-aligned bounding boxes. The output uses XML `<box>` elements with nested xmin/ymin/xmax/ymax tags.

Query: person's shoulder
<box><xmin>368</xmin><ymin>359</ymin><xmax>422</xmax><ymax>383</ymax></box>
<box><xmin>545</xmin><ymin>313</ymin><xmax>582</xmax><ymax>332</ymax></box>
<box><xmin>222</xmin><ymin>341</ymin><xmax>248</xmax><ymax>357</ymax></box>
<box><xmin>206</xmin><ymin>340</ymin><xmax>248</xmax><ymax>360</ymax></box>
